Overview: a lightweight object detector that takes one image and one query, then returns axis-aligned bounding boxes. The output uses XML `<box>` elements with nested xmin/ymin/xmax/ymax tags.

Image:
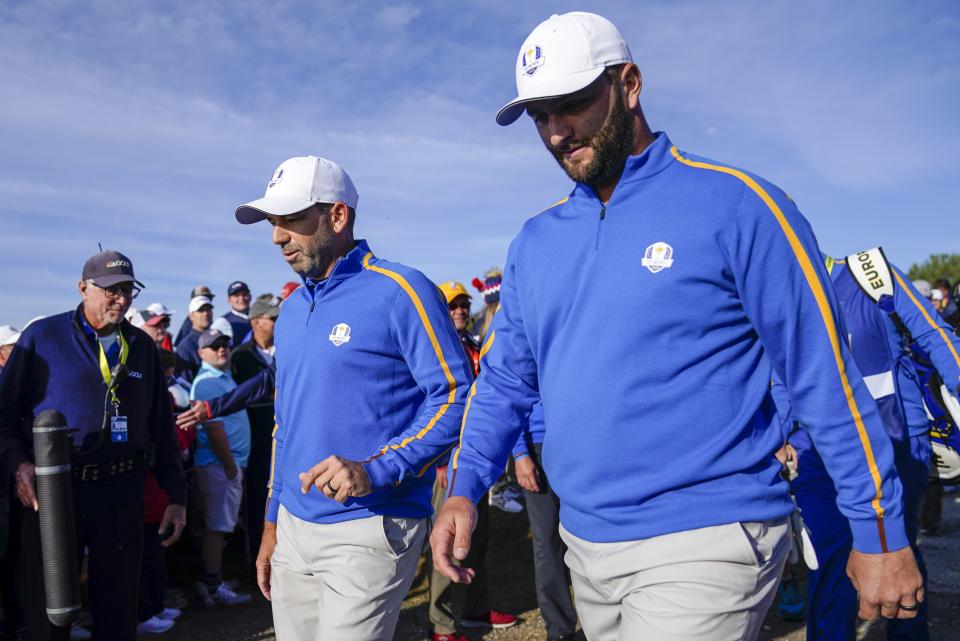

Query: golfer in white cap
<box><xmin>431</xmin><ymin>11</ymin><xmax>923</xmax><ymax>641</ymax></box>
<box><xmin>237</xmin><ymin>156</ymin><xmax>472</xmax><ymax>641</ymax></box>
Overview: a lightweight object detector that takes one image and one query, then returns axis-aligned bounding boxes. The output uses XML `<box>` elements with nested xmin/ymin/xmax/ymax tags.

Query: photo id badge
<box><xmin>111</xmin><ymin>415</ymin><xmax>129</xmax><ymax>443</ymax></box>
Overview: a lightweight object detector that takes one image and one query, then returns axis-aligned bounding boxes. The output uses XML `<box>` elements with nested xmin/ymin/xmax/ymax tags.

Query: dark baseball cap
<box><xmin>250</xmin><ymin>300</ymin><xmax>280</xmax><ymax>320</ymax></box>
<box><xmin>82</xmin><ymin>250</ymin><xmax>144</xmax><ymax>288</ymax></box>
<box><xmin>191</xmin><ymin>285</ymin><xmax>215</xmax><ymax>300</ymax></box>
<box><xmin>198</xmin><ymin>328</ymin><xmax>231</xmax><ymax>350</ymax></box>
<box><xmin>228</xmin><ymin>281</ymin><xmax>250</xmax><ymax>296</ymax></box>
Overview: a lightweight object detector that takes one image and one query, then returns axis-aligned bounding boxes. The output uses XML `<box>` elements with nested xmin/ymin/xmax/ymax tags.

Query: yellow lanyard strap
<box><xmin>98</xmin><ymin>329</ymin><xmax>130</xmax><ymax>402</ymax></box>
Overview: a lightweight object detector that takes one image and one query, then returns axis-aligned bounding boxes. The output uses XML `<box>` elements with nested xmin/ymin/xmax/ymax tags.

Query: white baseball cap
<box><xmin>146</xmin><ymin>302</ymin><xmax>175</xmax><ymax>317</ymax></box>
<box><xmin>0</xmin><ymin>324</ymin><xmax>20</xmax><ymax>347</ymax></box>
<box><xmin>235</xmin><ymin>156</ymin><xmax>359</xmax><ymax>224</ymax></box>
<box><xmin>931</xmin><ymin>289</ymin><xmax>944</xmax><ymax>302</ymax></box>
<box><xmin>496</xmin><ymin>12</ymin><xmax>632</xmax><ymax>126</ymax></box>
<box><xmin>188</xmin><ymin>296</ymin><xmax>213</xmax><ymax>314</ymax></box>
<box><xmin>210</xmin><ymin>316</ymin><xmax>234</xmax><ymax>338</ymax></box>
<box><xmin>912</xmin><ymin>279</ymin><xmax>932</xmax><ymax>298</ymax></box>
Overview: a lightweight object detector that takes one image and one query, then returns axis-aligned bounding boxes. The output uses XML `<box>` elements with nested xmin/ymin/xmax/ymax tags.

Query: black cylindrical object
<box><xmin>32</xmin><ymin>409</ymin><xmax>81</xmax><ymax>627</ymax></box>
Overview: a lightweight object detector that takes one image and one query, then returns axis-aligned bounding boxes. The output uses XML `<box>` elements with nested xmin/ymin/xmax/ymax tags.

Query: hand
<box><xmin>429</xmin><ymin>496</ymin><xmax>478</xmax><ymax>584</ymax></box>
<box><xmin>515</xmin><ymin>455</ymin><xmax>541</xmax><ymax>493</ymax></box>
<box><xmin>847</xmin><ymin>546</ymin><xmax>924</xmax><ymax>620</ymax></box>
<box><xmin>775</xmin><ymin>443</ymin><xmax>798</xmax><ymax>472</ymax></box>
<box><xmin>299</xmin><ymin>455</ymin><xmax>372</xmax><ymax>503</ymax></box>
<box><xmin>175</xmin><ymin>401</ymin><xmax>209</xmax><ymax>430</ymax></box>
<box><xmin>256</xmin><ymin>523</ymin><xmax>277</xmax><ymax>601</ymax></box>
<box><xmin>158</xmin><ymin>504</ymin><xmax>186</xmax><ymax>547</ymax></box>
<box><xmin>225</xmin><ymin>461</ymin><xmax>239</xmax><ymax>480</ymax></box>
<box><xmin>15</xmin><ymin>462</ymin><xmax>38</xmax><ymax>511</ymax></box>
<box><xmin>436</xmin><ymin>465</ymin><xmax>448</xmax><ymax>491</ymax></box>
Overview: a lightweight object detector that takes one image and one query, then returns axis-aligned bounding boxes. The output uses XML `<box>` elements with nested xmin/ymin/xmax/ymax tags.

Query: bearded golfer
<box><xmin>431</xmin><ymin>12</ymin><xmax>923</xmax><ymax>641</ymax></box>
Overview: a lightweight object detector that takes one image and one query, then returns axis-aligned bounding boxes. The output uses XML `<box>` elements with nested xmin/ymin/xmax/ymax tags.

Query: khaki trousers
<box><xmin>561</xmin><ymin>518</ymin><xmax>791</xmax><ymax>641</ymax></box>
<box><xmin>271</xmin><ymin>506</ymin><xmax>427</xmax><ymax>641</ymax></box>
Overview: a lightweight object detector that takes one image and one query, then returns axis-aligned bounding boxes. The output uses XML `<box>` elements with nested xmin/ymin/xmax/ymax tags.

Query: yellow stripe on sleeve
<box><xmin>361</xmin><ymin>253</ymin><xmax>458</xmax><ymax>472</ymax></box>
<box><xmin>892</xmin><ymin>270</ymin><xmax>960</xmax><ymax>370</ymax></box>
<box><xmin>670</xmin><ymin>146</ymin><xmax>889</xmax><ymax>549</ymax></box>
<box><xmin>267</xmin><ymin>386</ymin><xmax>280</xmax><ymax>500</ymax></box>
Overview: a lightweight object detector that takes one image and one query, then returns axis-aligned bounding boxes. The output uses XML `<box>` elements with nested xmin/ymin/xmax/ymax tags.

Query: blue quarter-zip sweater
<box><xmin>450</xmin><ymin>132</ymin><xmax>907</xmax><ymax>554</ymax></box>
<box><xmin>266</xmin><ymin>240</ymin><xmax>472</xmax><ymax>524</ymax></box>
<box><xmin>789</xmin><ymin>255</ymin><xmax>960</xmax><ymax>455</ymax></box>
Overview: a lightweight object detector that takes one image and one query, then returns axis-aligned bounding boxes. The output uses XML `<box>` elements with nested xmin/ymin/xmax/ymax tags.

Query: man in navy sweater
<box><xmin>221</xmin><ymin>281</ymin><xmax>252</xmax><ymax>347</ymax></box>
<box><xmin>0</xmin><ymin>250</ymin><xmax>186</xmax><ymax>641</ymax></box>
<box><xmin>431</xmin><ymin>11</ymin><xmax>923</xmax><ymax>641</ymax></box>
<box><xmin>235</xmin><ymin>156</ymin><xmax>472</xmax><ymax>641</ymax></box>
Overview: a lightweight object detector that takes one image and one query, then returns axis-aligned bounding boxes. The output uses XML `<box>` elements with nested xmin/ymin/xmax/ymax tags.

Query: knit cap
<box><xmin>472</xmin><ymin>268</ymin><xmax>503</xmax><ymax>305</ymax></box>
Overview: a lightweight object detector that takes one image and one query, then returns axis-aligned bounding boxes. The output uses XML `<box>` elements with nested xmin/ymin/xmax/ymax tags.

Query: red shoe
<box><xmin>432</xmin><ymin>634</ymin><xmax>468</xmax><ymax>641</ymax></box>
<box><xmin>461</xmin><ymin>609</ymin><xmax>518</xmax><ymax>629</ymax></box>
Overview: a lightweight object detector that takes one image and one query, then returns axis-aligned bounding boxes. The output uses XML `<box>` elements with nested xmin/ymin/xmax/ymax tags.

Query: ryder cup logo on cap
<box><xmin>521</xmin><ymin>45</ymin><xmax>545</xmax><ymax>75</ymax></box>
<box><xmin>268</xmin><ymin>167</ymin><xmax>284</xmax><ymax>188</ymax></box>
<box><xmin>496</xmin><ymin>12</ymin><xmax>632</xmax><ymax>126</ymax></box>
<box><xmin>235</xmin><ymin>156</ymin><xmax>360</xmax><ymax>224</ymax></box>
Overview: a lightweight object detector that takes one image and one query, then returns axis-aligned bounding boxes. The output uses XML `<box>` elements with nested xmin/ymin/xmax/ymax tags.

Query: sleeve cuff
<box><xmin>3</xmin><ymin>448</ymin><xmax>29</xmax><ymax>480</ymax></box>
<box><xmin>849</xmin><ymin>515</ymin><xmax>910</xmax><ymax>554</ymax></box>
<box><xmin>513</xmin><ymin>452</ymin><xmax>530</xmax><ymax>461</ymax></box>
<box><xmin>363</xmin><ymin>456</ymin><xmax>398</xmax><ymax>491</ymax></box>
<box><xmin>448</xmin><ymin>466</ymin><xmax>490</xmax><ymax>504</ymax></box>
<box><xmin>512</xmin><ymin>438</ymin><xmax>529</xmax><ymax>459</ymax></box>
<box><xmin>167</xmin><ymin>483</ymin><xmax>187</xmax><ymax>507</ymax></box>
<box><xmin>265</xmin><ymin>494</ymin><xmax>280</xmax><ymax>523</ymax></box>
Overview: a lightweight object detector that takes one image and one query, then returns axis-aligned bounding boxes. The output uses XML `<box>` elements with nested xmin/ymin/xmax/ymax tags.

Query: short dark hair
<box><xmin>934</xmin><ymin>278</ymin><xmax>952</xmax><ymax>290</ymax></box>
<box><xmin>605</xmin><ymin>64</ymin><xmax>627</xmax><ymax>81</ymax></box>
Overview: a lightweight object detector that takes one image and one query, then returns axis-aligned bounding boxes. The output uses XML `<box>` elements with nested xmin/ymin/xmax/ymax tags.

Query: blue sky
<box><xmin>1</xmin><ymin>1</ymin><xmax>958</xmax><ymax>328</ymax></box>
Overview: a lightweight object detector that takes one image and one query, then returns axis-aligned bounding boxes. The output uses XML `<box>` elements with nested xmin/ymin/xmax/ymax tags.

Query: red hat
<box><xmin>280</xmin><ymin>281</ymin><xmax>300</xmax><ymax>300</ymax></box>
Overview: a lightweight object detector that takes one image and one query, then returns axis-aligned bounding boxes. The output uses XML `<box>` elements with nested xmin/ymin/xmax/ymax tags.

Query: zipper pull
<box><xmin>309</xmin><ymin>299</ymin><xmax>316</xmax><ymax>313</ymax></box>
<box><xmin>600</xmin><ymin>205</ymin><xmax>606</xmax><ymax>220</ymax></box>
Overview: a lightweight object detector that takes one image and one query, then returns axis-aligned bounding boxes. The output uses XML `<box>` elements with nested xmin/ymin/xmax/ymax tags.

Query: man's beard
<box><xmin>551</xmin><ymin>81</ymin><xmax>635</xmax><ymax>186</ymax></box>
<box><xmin>288</xmin><ymin>221</ymin><xmax>337</xmax><ymax>280</ymax></box>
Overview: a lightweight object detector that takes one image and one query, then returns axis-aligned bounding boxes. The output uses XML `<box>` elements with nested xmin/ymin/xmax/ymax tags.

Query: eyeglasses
<box><xmin>91</xmin><ymin>282</ymin><xmax>140</xmax><ymax>300</ymax></box>
<box><xmin>449</xmin><ymin>302</ymin><xmax>471</xmax><ymax>311</ymax></box>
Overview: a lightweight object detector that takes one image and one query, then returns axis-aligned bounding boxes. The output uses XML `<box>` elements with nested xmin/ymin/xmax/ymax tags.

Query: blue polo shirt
<box><xmin>191</xmin><ymin>361</ymin><xmax>251</xmax><ymax>468</ymax></box>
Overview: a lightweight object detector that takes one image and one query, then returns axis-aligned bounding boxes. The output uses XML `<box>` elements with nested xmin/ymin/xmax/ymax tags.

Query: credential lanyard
<box><xmin>98</xmin><ymin>329</ymin><xmax>129</xmax><ymax>410</ymax></box>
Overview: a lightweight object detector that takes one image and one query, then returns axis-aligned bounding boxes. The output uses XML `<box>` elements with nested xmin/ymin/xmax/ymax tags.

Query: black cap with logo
<box><xmin>82</xmin><ymin>250</ymin><xmax>144</xmax><ymax>288</ymax></box>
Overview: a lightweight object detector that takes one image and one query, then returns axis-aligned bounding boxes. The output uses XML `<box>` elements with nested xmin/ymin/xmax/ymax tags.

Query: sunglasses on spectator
<box><xmin>90</xmin><ymin>282</ymin><xmax>140</xmax><ymax>300</ymax></box>
<box><xmin>449</xmin><ymin>302</ymin><xmax>471</xmax><ymax>311</ymax></box>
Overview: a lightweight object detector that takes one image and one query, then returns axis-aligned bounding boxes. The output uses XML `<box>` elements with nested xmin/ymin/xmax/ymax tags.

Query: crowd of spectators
<box><xmin>0</xmin><ymin>268</ymin><xmax>543</xmax><ymax>641</ymax></box>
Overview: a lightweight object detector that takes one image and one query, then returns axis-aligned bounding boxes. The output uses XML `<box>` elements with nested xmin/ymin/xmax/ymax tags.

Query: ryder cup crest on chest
<box><xmin>642</xmin><ymin>242</ymin><xmax>675</xmax><ymax>273</ymax></box>
<box><xmin>328</xmin><ymin>323</ymin><xmax>352</xmax><ymax>347</ymax></box>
